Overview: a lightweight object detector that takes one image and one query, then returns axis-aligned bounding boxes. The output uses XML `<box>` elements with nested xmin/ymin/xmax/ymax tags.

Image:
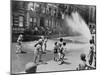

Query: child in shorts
<box><xmin>53</xmin><ymin>42</ymin><xmax>59</xmax><ymax>61</ymax></box>
<box><xmin>34</xmin><ymin>42</ymin><xmax>42</xmax><ymax>64</ymax></box>
<box><xmin>88</xmin><ymin>46</ymin><xmax>95</xmax><ymax>66</ymax></box>
<box><xmin>16</xmin><ymin>34</ymin><xmax>26</xmax><ymax>53</ymax></box>
<box><xmin>59</xmin><ymin>42</ymin><xmax>66</xmax><ymax>65</ymax></box>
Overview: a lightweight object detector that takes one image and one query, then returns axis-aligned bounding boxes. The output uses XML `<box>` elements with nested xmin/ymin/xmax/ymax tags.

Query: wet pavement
<box><xmin>11</xmin><ymin>37</ymin><xmax>90</xmax><ymax>74</ymax></box>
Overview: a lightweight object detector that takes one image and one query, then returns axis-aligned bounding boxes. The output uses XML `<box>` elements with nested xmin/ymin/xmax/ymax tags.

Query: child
<box><xmin>53</xmin><ymin>42</ymin><xmax>59</xmax><ymax>61</ymax></box>
<box><xmin>76</xmin><ymin>53</ymin><xmax>88</xmax><ymax>70</ymax></box>
<box><xmin>16</xmin><ymin>34</ymin><xmax>26</xmax><ymax>54</ymax></box>
<box><xmin>42</xmin><ymin>37</ymin><xmax>48</xmax><ymax>54</ymax></box>
<box><xmin>34</xmin><ymin>42</ymin><xmax>42</xmax><ymax>64</ymax></box>
<box><xmin>76</xmin><ymin>53</ymin><xmax>95</xmax><ymax>70</ymax></box>
<box><xmin>16</xmin><ymin>41</ymin><xmax>22</xmax><ymax>53</ymax></box>
<box><xmin>58</xmin><ymin>38</ymin><xmax>63</xmax><ymax>47</ymax></box>
<box><xmin>38</xmin><ymin>36</ymin><xmax>44</xmax><ymax>53</ymax></box>
<box><xmin>43</xmin><ymin>37</ymin><xmax>48</xmax><ymax>52</ymax></box>
<box><xmin>88</xmin><ymin>46</ymin><xmax>95</xmax><ymax>66</ymax></box>
<box><xmin>59</xmin><ymin>42</ymin><xmax>66</xmax><ymax>65</ymax></box>
<box><xmin>57</xmin><ymin>38</ymin><xmax>63</xmax><ymax>60</ymax></box>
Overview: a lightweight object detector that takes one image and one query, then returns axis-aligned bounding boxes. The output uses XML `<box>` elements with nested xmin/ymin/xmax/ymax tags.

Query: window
<box><xmin>49</xmin><ymin>20</ymin><xmax>51</xmax><ymax>27</ymax></box>
<box><xmin>33</xmin><ymin>17</ymin><xmax>37</xmax><ymax>26</ymax></box>
<box><xmin>28</xmin><ymin>2</ymin><xmax>33</xmax><ymax>10</ymax></box>
<box><xmin>45</xmin><ymin>19</ymin><xmax>48</xmax><ymax>26</ymax></box>
<box><xmin>19</xmin><ymin>16</ymin><xmax>24</xmax><ymax>27</ymax></box>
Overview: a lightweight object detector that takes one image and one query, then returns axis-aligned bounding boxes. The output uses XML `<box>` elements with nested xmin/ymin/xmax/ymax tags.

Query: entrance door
<box><xmin>40</xmin><ymin>17</ymin><xmax>44</xmax><ymax>27</ymax></box>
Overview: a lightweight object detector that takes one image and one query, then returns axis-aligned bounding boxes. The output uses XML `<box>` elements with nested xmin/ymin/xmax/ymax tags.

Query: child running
<box><xmin>16</xmin><ymin>34</ymin><xmax>26</xmax><ymax>54</ymax></box>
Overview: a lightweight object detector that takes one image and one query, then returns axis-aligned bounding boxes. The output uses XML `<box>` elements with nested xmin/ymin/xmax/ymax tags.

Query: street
<box><xmin>11</xmin><ymin>1</ymin><xmax>96</xmax><ymax>74</ymax></box>
<box><xmin>11</xmin><ymin>36</ymin><xmax>90</xmax><ymax>74</ymax></box>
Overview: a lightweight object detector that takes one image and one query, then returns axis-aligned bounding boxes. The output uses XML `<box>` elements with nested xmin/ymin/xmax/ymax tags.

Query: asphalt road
<box><xmin>11</xmin><ymin>37</ymin><xmax>91</xmax><ymax>74</ymax></box>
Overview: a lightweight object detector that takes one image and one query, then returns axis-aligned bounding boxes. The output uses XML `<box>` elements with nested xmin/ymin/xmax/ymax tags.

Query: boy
<box><xmin>43</xmin><ymin>37</ymin><xmax>48</xmax><ymax>52</ymax></box>
<box><xmin>88</xmin><ymin>46</ymin><xmax>95</xmax><ymax>66</ymax></box>
<box><xmin>53</xmin><ymin>42</ymin><xmax>59</xmax><ymax>61</ymax></box>
<box><xmin>76</xmin><ymin>53</ymin><xmax>88</xmax><ymax>70</ymax></box>
<box><xmin>59</xmin><ymin>42</ymin><xmax>66</xmax><ymax>65</ymax></box>
<box><xmin>38</xmin><ymin>36</ymin><xmax>45</xmax><ymax>53</ymax></box>
<box><xmin>57</xmin><ymin>38</ymin><xmax>64</xmax><ymax>61</ymax></box>
<box><xmin>34</xmin><ymin>42</ymin><xmax>42</xmax><ymax>64</ymax></box>
<box><xmin>16</xmin><ymin>34</ymin><xmax>26</xmax><ymax>54</ymax></box>
<box><xmin>76</xmin><ymin>53</ymin><xmax>95</xmax><ymax>70</ymax></box>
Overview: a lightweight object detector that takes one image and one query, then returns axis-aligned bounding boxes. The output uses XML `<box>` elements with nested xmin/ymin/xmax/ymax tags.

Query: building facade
<box><xmin>12</xmin><ymin>1</ymin><xmax>96</xmax><ymax>36</ymax></box>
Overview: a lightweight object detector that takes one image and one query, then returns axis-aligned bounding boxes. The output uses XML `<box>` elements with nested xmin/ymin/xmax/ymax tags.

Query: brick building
<box><xmin>11</xmin><ymin>1</ymin><xmax>96</xmax><ymax>39</ymax></box>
